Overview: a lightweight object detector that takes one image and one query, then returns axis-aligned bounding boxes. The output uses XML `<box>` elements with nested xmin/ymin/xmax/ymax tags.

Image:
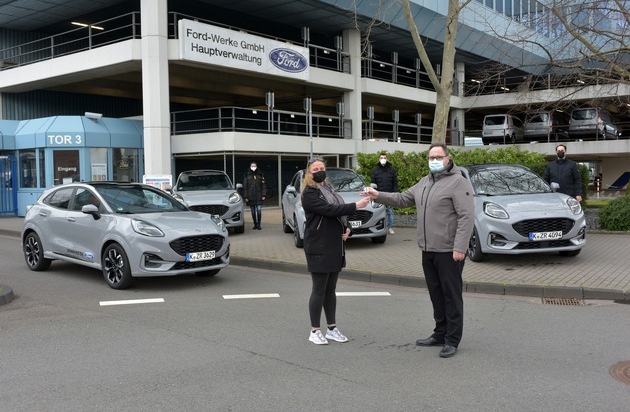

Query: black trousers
<box><xmin>422</xmin><ymin>251</ymin><xmax>465</xmax><ymax>347</ymax></box>
<box><xmin>308</xmin><ymin>271</ymin><xmax>339</xmax><ymax>328</ymax></box>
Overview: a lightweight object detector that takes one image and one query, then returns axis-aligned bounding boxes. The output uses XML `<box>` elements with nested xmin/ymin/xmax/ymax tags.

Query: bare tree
<box><xmin>401</xmin><ymin>0</ymin><xmax>473</xmax><ymax>144</ymax></box>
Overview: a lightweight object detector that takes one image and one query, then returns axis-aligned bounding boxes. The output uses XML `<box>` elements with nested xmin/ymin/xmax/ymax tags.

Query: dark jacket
<box><xmin>301</xmin><ymin>185</ymin><xmax>357</xmax><ymax>273</ymax></box>
<box><xmin>243</xmin><ymin>170</ymin><xmax>267</xmax><ymax>205</ymax></box>
<box><xmin>371</xmin><ymin>162</ymin><xmax>398</xmax><ymax>192</ymax></box>
<box><xmin>376</xmin><ymin>162</ymin><xmax>475</xmax><ymax>253</ymax></box>
<box><xmin>543</xmin><ymin>158</ymin><xmax>582</xmax><ymax>197</ymax></box>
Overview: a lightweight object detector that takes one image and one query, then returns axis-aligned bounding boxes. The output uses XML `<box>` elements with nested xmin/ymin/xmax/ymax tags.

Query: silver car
<box><xmin>281</xmin><ymin>167</ymin><xmax>387</xmax><ymax>248</ymax></box>
<box><xmin>462</xmin><ymin>164</ymin><xmax>586</xmax><ymax>262</ymax></box>
<box><xmin>22</xmin><ymin>182</ymin><xmax>230</xmax><ymax>289</ymax></box>
<box><xmin>170</xmin><ymin>170</ymin><xmax>245</xmax><ymax>234</ymax></box>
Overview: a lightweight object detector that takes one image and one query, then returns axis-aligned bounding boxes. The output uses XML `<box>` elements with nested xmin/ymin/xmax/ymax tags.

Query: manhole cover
<box><xmin>610</xmin><ymin>361</ymin><xmax>630</xmax><ymax>385</ymax></box>
<box><xmin>542</xmin><ymin>297</ymin><xmax>584</xmax><ymax>306</ymax></box>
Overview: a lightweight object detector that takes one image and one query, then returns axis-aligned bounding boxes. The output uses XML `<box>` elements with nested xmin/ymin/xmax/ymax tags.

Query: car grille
<box><xmin>349</xmin><ymin>210</ymin><xmax>373</xmax><ymax>224</ymax></box>
<box><xmin>189</xmin><ymin>205</ymin><xmax>229</xmax><ymax>216</ymax></box>
<box><xmin>169</xmin><ymin>235</ymin><xmax>225</xmax><ymax>256</ymax></box>
<box><xmin>512</xmin><ymin>218</ymin><xmax>575</xmax><ymax>237</ymax></box>
<box><xmin>514</xmin><ymin>240</ymin><xmax>575</xmax><ymax>249</ymax></box>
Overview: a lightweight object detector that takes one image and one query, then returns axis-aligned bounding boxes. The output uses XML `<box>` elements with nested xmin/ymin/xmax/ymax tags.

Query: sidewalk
<box><xmin>2</xmin><ymin>209</ymin><xmax>629</xmax><ymax>301</ymax></box>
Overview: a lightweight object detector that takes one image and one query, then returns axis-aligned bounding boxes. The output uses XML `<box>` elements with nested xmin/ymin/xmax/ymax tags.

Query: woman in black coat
<box><xmin>301</xmin><ymin>157</ymin><xmax>370</xmax><ymax>345</ymax></box>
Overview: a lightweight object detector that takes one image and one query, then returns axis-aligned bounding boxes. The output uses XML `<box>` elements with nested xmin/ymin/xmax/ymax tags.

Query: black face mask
<box><xmin>557</xmin><ymin>151</ymin><xmax>565</xmax><ymax>159</ymax></box>
<box><xmin>312</xmin><ymin>170</ymin><xmax>326</xmax><ymax>183</ymax></box>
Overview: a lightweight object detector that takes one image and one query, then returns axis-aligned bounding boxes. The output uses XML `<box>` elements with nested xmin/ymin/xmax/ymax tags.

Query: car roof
<box><xmin>179</xmin><ymin>170</ymin><xmax>226</xmax><ymax>175</ymax></box>
<box><xmin>460</xmin><ymin>163</ymin><xmax>531</xmax><ymax>173</ymax></box>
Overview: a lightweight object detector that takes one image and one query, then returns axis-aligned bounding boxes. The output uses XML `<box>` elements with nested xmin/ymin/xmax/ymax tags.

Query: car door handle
<box><xmin>66</xmin><ymin>217</ymin><xmax>76</xmax><ymax>222</ymax></box>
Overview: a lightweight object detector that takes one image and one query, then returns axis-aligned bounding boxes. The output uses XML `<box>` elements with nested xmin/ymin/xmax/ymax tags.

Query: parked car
<box><xmin>569</xmin><ymin>107</ymin><xmax>619</xmax><ymax>140</ymax></box>
<box><xmin>460</xmin><ymin>164</ymin><xmax>586</xmax><ymax>262</ymax></box>
<box><xmin>22</xmin><ymin>181</ymin><xmax>230</xmax><ymax>289</ymax></box>
<box><xmin>170</xmin><ymin>170</ymin><xmax>245</xmax><ymax>234</ymax></box>
<box><xmin>523</xmin><ymin>110</ymin><xmax>570</xmax><ymax>142</ymax></box>
<box><xmin>482</xmin><ymin>114</ymin><xmax>524</xmax><ymax>145</ymax></box>
<box><xmin>281</xmin><ymin>167</ymin><xmax>387</xmax><ymax>248</ymax></box>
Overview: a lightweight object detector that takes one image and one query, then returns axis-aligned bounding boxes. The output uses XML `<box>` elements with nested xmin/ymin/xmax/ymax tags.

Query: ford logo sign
<box><xmin>269</xmin><ymin>48</ymin><xmax>307</xmax><ymax>73</ymax></box>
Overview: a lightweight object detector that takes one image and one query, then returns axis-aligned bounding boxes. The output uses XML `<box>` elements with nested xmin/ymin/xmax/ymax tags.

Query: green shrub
<box><xmin>599</xmin><ymin>194</ymin><xmax>630</xmax><ymax>231</ymax></box>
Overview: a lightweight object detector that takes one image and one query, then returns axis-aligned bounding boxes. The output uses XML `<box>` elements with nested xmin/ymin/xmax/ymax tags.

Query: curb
<box><xmin>230</xmin><ymin>257</ymin><xmax>630</xmax><ymax>302</ymax></box>
<box><xmin>0</xmin><ymin>284</ymin><xmax>15</xmax><ymax>306</ymax></box>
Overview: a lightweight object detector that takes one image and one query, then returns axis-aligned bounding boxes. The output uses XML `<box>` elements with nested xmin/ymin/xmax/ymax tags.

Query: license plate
<box><xmin>349</xmin><ymin>220</ymin><xmax>362</xmax><ymax>228</ymax></box>
<box><xmin>529</xmin><ymin>231</ymin><xmax>563</xmax><ymax>241</ymax></box>
<box><xmin>186</xmin><ymin>250</ymin><xmax>216</xmax><ymax>262</ymax></box>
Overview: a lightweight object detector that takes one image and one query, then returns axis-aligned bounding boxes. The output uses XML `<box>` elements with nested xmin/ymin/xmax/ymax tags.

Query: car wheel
<box><xmin>468</xmin><ymin>227</ymin><xmax>486</xmax><ymax>262</ymax></box>
<box><xmin>23</xmin><ymin>232</ymin><xmax>51</xmax><ymax>271</ymax></box>
<box><xmin>196</xmin><ymin>269</ymin><xmax>220</xmax><ymax>277</ymax></box>
<box><xmin>293</xmin><ymin>215</ymin><xmax>304</xmax><ymax>248</ymax></box>
<box><xmin>282</xmin><ymin>209</ymin><xmax>293</xmax><ymax>233</ymax></box>
<box><xmin>233</xmin><ymin>224</ymin><xmax>245</xmax><ymax>234</ymax></box>
<box><xmin>559</xmin><ymin>250</ymin><xmax>581</xmax><ymax>257</ymax></box>
<box><xmin>102</xmin><ymin>243</ymin><xmax>134</xmax><ymax>289</ymax></box>
<box><xmin>371</xmin><ymin>235</ymin><xmax>387</xmax><ymax>244</ymax></box>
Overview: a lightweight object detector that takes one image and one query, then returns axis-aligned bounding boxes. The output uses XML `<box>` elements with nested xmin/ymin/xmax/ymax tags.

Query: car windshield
<box><xmin>327</xmin><ymin>169</ymin><xmax>365</xmax><ymax>192</ymax></box>
<box><xmin>177</xmin><ymin>173</ymin><xmax>232</xmax><ymax>191</ymax></box>
<box><xmin>96</xmin><ymin>185</ymin><xmax>188</xmax><ymax>213</ymax></box>
<box><xmin>470</xmin><ymin>167</ymin><xmax>551</xmax><ymax>195</ymax></box>
<box><xmin>526</xmin><ymin>113</ymin><xmax>548</xmax><ymax>123</ymax></box>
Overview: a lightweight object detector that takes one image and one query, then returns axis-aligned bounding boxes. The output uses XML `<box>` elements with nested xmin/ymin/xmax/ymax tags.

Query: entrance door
<box><xmin>0</xmin><ymin>155</ymin><xmax>17</xmax><ymax>215</ymax></box>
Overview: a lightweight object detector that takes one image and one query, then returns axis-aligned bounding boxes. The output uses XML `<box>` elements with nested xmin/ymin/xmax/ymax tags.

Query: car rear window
<box><xmin>484</xmin><ymin>116</ymin><xmax>506</xmax><ymax>126</ymax></box>
<box><xmin>572</xmin><ymin>109</ymin><xmax>596</xmax><ymax>120</ymax></box>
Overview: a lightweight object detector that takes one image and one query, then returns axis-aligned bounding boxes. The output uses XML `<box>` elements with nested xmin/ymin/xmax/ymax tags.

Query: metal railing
<box><xmin>171</xmin><ymin>106</ymin><xmax>347</xmax><ymax>139</ymax></box>
<box><xmin>0</xmin><ymin>13</ymin><xmax>140</xmax><ymax>68</ymax></box>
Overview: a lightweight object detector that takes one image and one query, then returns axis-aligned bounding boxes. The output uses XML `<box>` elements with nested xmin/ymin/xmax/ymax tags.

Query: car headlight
<box><xmin>370</xmin><ymin>201</ymin><xmax>383</xmax><ymax>208</ymax></box>
<box><xmin>132</xmin><ymin>219</ymin><xmax>165</xmax><ymax>237</ymax></box>
<box><xmin>228</xmin><ymin>192</ymin><xmax>241</xmax><ymax>204</ymax></box>
<box><xmin>566</xmin><ymin>197</ymin><xmax>582</xmax><ymax>214</ymax></box>
<box><xmin>211</xmin><ymin>214</ymin><xmax>226</xmax><ymax>231</ymax></box>
<box><xmin>484</xmin><ymin>202</ymin><xmax>509</xmax><ymax>219</ymax></box>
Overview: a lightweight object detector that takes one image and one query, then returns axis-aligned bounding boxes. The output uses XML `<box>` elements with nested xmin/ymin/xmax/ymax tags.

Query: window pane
<box><xmin>113</xmin><ymin>148</ymin><xmax>139</xmax><ymax>183</ymax></box>
<box><xmin>53</xmin><ymin>150</ymin><xmax>80</xmax><ymax>185</ymax></box>
<box><xmin>38</xmin><ymin>149</ymin><xmax>46</xmax><ymax>188</ymax></box>
<box><xmin>19</xmin><ymin>150</ymin><xmax>36</xmax><ymax>188</ymax></box>
<box><xmin>90</xmin><ymin>148</ymin><xmax>108</xmax><ymax>181</ymax></box>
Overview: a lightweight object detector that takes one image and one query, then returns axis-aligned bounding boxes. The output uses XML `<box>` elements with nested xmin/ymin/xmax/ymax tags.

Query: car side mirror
<box><xmin>550</xmin><ymin>182</ymin><xmax>560</xmax><ymax>191</ymax></box>
<box><xmin>286</xmin><ymin>185</ymin><xmax>297</xmax><ymax>195</ymax></box>
<box><xmin>236</xmin><ymin>183</ymin><xmax>243</xmax><ymax>190</ymax></box>
<box><xmin>164</xmin><ymin>185</ymin><xmax>173</xmax><ymax>194</ymax></box>
<box><xmin>370</xmin><ymin>183</ymin><xmax>378</xmax><ymax>189</ymax></box>
<box><xmin>82</xmin><ymin>204</ymin><xmax>101</xmax><ymax>220</ymax></box>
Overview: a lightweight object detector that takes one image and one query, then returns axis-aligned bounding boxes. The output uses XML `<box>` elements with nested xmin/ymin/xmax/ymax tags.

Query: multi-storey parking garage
<box><xmin>0</xmin><ymin>0</ymin><xmax>628</xmax><ymax>215</ymax></box>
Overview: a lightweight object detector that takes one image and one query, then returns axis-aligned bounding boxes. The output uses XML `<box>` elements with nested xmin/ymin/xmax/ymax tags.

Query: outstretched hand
<box><xmin>355</xmin><ymin>196</ymin><xmax>370</xmax><ymax>209</ymax></box>
<box><xmin>361</xmin><ymin>186</ymin><xmax>379</xmax><ymax>199</ymax></box>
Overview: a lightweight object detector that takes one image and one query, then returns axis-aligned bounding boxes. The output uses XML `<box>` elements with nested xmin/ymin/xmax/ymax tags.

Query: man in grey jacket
<box><xmin>363</xmin><ymin>143</ymin><xmax>475</xmax><ymax>358</ymax></box>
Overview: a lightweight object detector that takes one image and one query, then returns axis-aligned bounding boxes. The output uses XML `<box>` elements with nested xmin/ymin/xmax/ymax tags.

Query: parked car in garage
<box><xmin>170</xmin><ymin>170</ymin><xmax>245</xmax><ymax>234</ymax></box>
<box><xmin>523</xmin><ymin>110</ymin><xmax>570</xmax><ymax>142</ymax></box>
<box><xmin>569</xmin><ymin>107</ymin><xmax>619</xmax><ymax>140</ymax></box>
<box><xmin>482</xmin><ymin>114</ymin><xmax>524</xmax><ymax>145</ymax></box>
<box><xmin>22</xmin><ymin>181</ymin><xmax>230</xmax><ymax>289</ymax></box>
<box><xmin>281</xmin><ymin>167</ymin><xmax>387</xmax><ymax>248</ymax></box>
<box><xmin>461</xmin><ymin>164</ymin><xmax>586</xmax><ymax>262</ymax></box>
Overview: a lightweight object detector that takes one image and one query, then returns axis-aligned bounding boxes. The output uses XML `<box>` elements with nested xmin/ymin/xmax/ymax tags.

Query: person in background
<box><xmin>243</xmin><ymin>161</ymin><xmax>267</xmax><ymax>230</ymax></box>
<box><xmin>543</xmin><ymin>144</ymin><xmax>582</xmax><ymax>202</ymax></box>
<box><xmin>302</xmin><ymin>157</ymin><xmax>371</xmax><ymax>345</ymax></box>
<box><xmin>362</xmin><ymin>144</ymin><xmax>475</xmax><ymax>358</ymax></box>
<box><xmin>371</xmin><ymin>152</ymin><xmax>398</xmax><ymax>235</ymax></box>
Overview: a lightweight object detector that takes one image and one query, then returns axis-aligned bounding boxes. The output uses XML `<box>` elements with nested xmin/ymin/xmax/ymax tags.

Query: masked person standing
<box><xmin>302</xmin><ymin>157</ymin><xmax>371</xmax><ymax>345</ymax></box>
<box><xmin>543</xmin><ymin>144</ymin><xmax>582</xmax><ymax>202</ymax></box>
<box><xmin>371</xmin><ymin>153</ymin><xmax>398</xmax><ymax>234</ymax></box>
<box><xmin>243</xmin><ymin>161</ymin><xmax>267</xmax><ymax>230</ymax></box>
<box><xmin>363</xmin><ymin>144</ymin><xmax>474</xmax><ymax>358</ymax></box>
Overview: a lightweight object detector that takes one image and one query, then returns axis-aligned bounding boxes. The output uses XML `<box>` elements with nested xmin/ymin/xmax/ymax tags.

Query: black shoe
<box><xmin>252</xmin><ymin>225</ymin><xmax>258</xmax><ymax>230</ymax></box>
<box><xmin>257</xmin><ymin>225</ymin><xmax>262</xmax><ymax>230</ymax></box>
<box><xmin>439</xmin><ymin>345</ymin><xmax>457</xmax><ymax>358</ymax></box>
<box><xmin>415</xmin><ymin>336</ymin><xmax>444</xmax><ymax>346</ymax></box>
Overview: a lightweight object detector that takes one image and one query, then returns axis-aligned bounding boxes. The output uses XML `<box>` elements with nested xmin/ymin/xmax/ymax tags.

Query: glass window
<box><xmin>43</xmin><ymin>187</ymin><xmax>74</xmax><ymax>210</ymax></box>
<box><xmin>496</xmin><ymin>0</ymin><xmax>504</xmax><ymax>13</ymax></box>
<box><xmin>19</xmin><ymin>150</ymin><xmax>36</xmax><ymax>188</ymax></box>
<box><xmin>38</xmin><ymin>149</ymin><xmax>46</xmax><ymax>188</ymax></box>
<box><xmin>113</xmin><ymin>148</ymin><xmax>139</xmax><ymax>182</ymax></box>
<box><xmin>71</xmin><ymin>188</ymin><xmax>103</xmax><ymax>212</ymax></box>
<box><xmin>53</xmin><ymin>150</ymin><xmax>80</xmax><ymax>185</ymax></box>
<box><xmin>90</xmin><ymin>148</ymin><xmax>108</xmax><ymax>181</ymax></box>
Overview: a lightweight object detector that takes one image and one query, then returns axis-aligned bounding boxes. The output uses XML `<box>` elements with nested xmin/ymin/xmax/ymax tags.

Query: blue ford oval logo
<box><xmin>269</xmin><ymin>48</ymin><xmax>307</xmax><ymax>73</ymax></box>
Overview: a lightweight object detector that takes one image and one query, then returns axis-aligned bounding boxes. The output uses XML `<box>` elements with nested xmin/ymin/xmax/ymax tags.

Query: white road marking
<box><xmin>223</xmin><ymin>293</ymin><xmax>281</xmax><ymax>300</ymax></box>
<box><xmin>336</xmin><ymin>292</ymin><xmax>391</xmax><ymax>297</ymax></box>
<box><xmin>99</xmin><ymin>298</ymin><xmax>165</xmax><ymax>306</ymax></box>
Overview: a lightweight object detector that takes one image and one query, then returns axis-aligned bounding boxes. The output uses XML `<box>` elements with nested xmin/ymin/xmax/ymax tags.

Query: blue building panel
<box><xmin>44</xmin><ymin>116</ymin><xmax>86</xmax><ymax>147</ymax></box>
<box><xmin>81</xmin><ymin>117</ymin><xmax>111</xmax><ymax>147</ymax></box>
<box><xmin>15</xmin><ymin>117</ymin><xmax>54</xmax><ymax>149</ymax></box>
<box><xmin>103</xmin><ymin>118</ymin><xmax>143</xmax><ymax>148</ymax></box>
<box><xmin>0</xmin><ymin>120</ymin><xmax>19</xmax><ymax>149</ymax></box>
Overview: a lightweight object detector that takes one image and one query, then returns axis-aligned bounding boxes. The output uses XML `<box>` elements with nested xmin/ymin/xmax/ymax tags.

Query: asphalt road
<box><xmin>1</xmin><ymin>234</ymin><xmax>629</xmax><ymax>411</ymax></box>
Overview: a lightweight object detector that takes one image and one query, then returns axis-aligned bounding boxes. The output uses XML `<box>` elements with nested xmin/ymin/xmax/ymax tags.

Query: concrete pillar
<box><xmin>341</xmin><ymin>30</ymin><xmax>363</xmax><ymax>162</ymax></box>
<box><xmin>450</xmin><ymin>108</ymin><xmax>465</xmax><ymax>146</ymax></box>
<box><xmin>141</xmin><ymin>0</ymin><xmax>171</xmax><ymax>177</ymax></box>
<box><xmin>455</xmin><ymin>61</ymin><xmax>465</xmax><ymax>97</ymax></box>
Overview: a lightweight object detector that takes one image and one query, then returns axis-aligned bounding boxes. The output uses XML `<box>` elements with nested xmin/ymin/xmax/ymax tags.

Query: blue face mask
<box><xmin>429</xmin><ymin>159</ymin><xmax>445</xmax><ymax>173</ymax></box>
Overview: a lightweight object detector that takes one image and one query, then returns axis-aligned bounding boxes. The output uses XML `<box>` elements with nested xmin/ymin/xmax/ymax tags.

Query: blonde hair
<box><xmin>302</xmin><ymin>157</ymin><xmax>326</xmax><ymax>188</ymax></box>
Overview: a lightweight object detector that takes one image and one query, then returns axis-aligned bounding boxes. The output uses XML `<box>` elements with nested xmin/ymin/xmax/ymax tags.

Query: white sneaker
<box><xmin>325</xmin><ymin>327</ymin><xmax>348</xmax><ymax>343</ymax></box>
<box><xmin>388</xmin><ymin>228</ymin><xmax>395</xmax><ymax>235</ymax></box>
<box><xmin>309</xmin><ymin>329</ymin><xmax>329</xmax><ymax>345</ymax></box>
